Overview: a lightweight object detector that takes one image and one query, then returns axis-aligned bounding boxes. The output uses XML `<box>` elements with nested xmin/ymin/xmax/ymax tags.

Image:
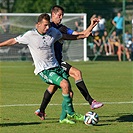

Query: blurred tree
<box><xmin>0</xmin><ymin>0</ymin><xmax>14</xmax><ymax>13</ymax></box>
<box><xmin>12</xmin><ymin>0</ymin><xmax>55</xmax><ymax>13</ymax></box>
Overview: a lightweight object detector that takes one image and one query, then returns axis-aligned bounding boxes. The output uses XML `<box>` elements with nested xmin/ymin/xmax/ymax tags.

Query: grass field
<box><xmin>0</xmin><ymin>61</ymin><xmax>133</xmax><ymax>133</ymax></box>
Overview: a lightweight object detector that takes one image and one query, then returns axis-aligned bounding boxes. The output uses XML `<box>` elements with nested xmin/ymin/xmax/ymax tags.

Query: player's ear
<box><xmin>52</xmin><ymin>12</ymin><xmax>56</xmax><ymax>17</ymax></box>
<box><xmin>37</xmin><ymin>22</ymin><xmax>41</xmax><ymax>26</ymax></box>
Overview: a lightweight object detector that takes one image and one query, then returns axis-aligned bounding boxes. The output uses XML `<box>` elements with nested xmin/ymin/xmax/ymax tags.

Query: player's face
<box><xmin>37</xmin><ymin>19</ymin><xmax>50</xmax><ymax>34</ymax></box>
<box><xmin>52</xmin><ymin>10</ymin><xmax>64</xmax><ymax>25</ymax></box>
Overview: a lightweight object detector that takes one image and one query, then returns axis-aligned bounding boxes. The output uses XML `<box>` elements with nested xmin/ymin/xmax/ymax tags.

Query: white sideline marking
<box><xmin>0</xmin><ymin>101</ymin><xmax>133</xmax><ymax>108</ymax></box>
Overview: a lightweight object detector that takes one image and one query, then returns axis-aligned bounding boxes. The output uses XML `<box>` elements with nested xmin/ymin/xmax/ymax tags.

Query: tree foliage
<box><xmin>4</xmin><ymin>0</ymin><xmax>125</xmax><ymax>14</ymax></box>
<box><xmin>12</xmin><ymin>0</ymin><xmax>56</xmax><ymax>13</ymax></box>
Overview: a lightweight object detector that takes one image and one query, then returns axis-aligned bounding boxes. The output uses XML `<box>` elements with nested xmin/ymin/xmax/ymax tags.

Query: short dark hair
<box><xmin>51</xmin><ymin>5</ymin><xmax>64</xmax><ymax>15</ymax></box>
<box><xmin>37</xmin><ymin>13</ymin><xmax>50</xmax><ymax>23</ymax></box>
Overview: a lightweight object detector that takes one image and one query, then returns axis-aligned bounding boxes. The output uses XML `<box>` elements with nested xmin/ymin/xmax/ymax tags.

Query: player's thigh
<box><xmin>69</xmin><ymin>66</ymin><xmax>82</xmax><ymax>80</ymax></box>
<box><xmin>61</xmin><ymin>61</ymin><xmax>72</xmax><ymax>74</ymax></box>
<box><xmin>61</xmin><ymin>61</ymin><xmax>81</xmax><ymax>79</ymax></box>
<box><xmin>39</xmin><ymin>70</ymin><xmax>64</xmax><ymax>87</ymax></box>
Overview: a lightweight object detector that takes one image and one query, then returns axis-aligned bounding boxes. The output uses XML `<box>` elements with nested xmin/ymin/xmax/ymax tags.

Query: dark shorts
<box><xmin>61</xmin><ymin>61</ymin><xmax>72</xmax><ymax>74</ymax></box>
<box><xmin>116</xmin><ymin>28</ymin><xmax>122</xmax><ymax>36</ymax></box>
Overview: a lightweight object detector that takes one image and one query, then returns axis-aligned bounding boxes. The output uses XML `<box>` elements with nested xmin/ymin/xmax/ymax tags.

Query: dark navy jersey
<box><xmin>50</xmin><ymin>22</ymin><xmax>74</xmax><ymax>65</ymax></box>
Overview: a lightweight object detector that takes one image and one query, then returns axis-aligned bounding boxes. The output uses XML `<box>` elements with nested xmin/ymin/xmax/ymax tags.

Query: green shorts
<box><xmin>39</xmin><ymin>67</ymin><xmax>69</xmax><ymax>87</ymax></box>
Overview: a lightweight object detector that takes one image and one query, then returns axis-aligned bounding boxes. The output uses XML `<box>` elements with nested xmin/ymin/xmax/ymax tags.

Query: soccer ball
<box><xmin>84</xmin><ymin>111</ymin><xmax>99</xmax><ymax>126</ymax></box>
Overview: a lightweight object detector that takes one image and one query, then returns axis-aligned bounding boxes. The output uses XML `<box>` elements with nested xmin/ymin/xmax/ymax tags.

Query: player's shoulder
<box><xmin>18</xmin><ymin>29</ymin><xmax>37</xmax><ymax>38</ymax></box>
<box><xmin>50</xmin><ymin>22</ymin><xmax>68</xmax><ymax>29</ymax></box>
<box><xmin>23</xmin><ymin>29</ymin><xmax>36</xmax><ymax>35</ymax></box>
<box><xmin>48</xmin><ymin>27</ymin><xmax>62</xmax><ymax>38</ymax></box>
<box><xmin>49</xmin><ymin>27</ymin><xmax>60</xmax><ymax>33</ymax></box>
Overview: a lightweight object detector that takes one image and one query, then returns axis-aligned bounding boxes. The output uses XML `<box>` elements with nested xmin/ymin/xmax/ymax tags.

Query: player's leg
<box><xmin>61</xmin><ymin>61</ymin><xmax>94</xmax><ymax>104</ymax></box>
<box><xmin>61</xmin><ymin>62</ymin><xmax>103</xmax><ymax>109</ymax></box>
<box><xmin>50</xmin><ymin>68</ymin><xmax>84</xmax><ymax>122</ymax></box>
<box><xmin>69</xmin><ymin>66</ymin><xmax>94</xmax><ymax>104</ymax></box>
<box><xmin>40</xmin><ymin>85</ymin><xmax>58</xmax><ymax>113</ymax></box>
<box><xmin>49</xmin><ymin>72</ymin><xmax>75</xmax><ymax>123</ymax></box>
<box><xmin>35</xmin><ymin>72</ymin><xmax>74</xmax><ymax>120</ymax></box>
<box><xmin>37</xmin><ymin>69</ymin><xmax>76</xmax><ymax>124</ymax></box>
<box><xmin>59</xmin><ymin>72</ymin><xmax>84</xmax><ymax>122</ymax></box>
<box><xmin>35</xmin><ymin>85</ymin><xmax>58</xmax><ymax>120</ymax></box>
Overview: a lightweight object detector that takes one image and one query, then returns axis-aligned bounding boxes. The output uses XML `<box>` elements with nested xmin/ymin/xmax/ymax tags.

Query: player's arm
<box><xmin>62</xmin><ymin>18</ymin><xmax>99</xmax><ymax>40</ymax></box>
<box><xmin>62</xmin><ymin>33</ymin><xmax>89</xmax><ymax>40</ymax></box>
<box><xmin>0</xmin><ymin>38</ymin><xmax>17</xmax><ymax>47</ymax></box>
<box><xmin>72</xmin><ymin>18</ymin><xmax>99</xmax><ymax>36</ymax></box>
<box><xmin>60</xmin><ymin>17</ymin><xmax>99</xmax><ymax>40</ymax></box>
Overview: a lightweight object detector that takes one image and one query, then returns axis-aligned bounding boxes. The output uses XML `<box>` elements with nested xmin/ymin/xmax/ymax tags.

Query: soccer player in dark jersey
<box><xmin>35</xmin><ymin>5</ymin><xmax>103</xmax><ymax>121</ymax></box>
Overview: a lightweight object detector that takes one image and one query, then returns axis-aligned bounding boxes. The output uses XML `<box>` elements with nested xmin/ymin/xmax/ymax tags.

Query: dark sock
<box><xmin>76</xmin><ymin>79</ymin><xmax>94</xmax><ymax>105</ymax></box>
<box><xmin>40</xmin><ymin>89</ymin><xmax>53</xmax><ymax>113</ymax></box>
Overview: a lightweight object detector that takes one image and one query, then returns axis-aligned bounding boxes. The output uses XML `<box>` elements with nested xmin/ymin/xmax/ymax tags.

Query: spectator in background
<box><xmin>0</xmin><ymin>16</ymin><xmax>6</xmax><ymax>33</ymax></box>
<box><xmin>108</xmin><ymin>31</ymin><xmax>124</xmax><ymax>61</ymax></box>
<box><xmin>123</xmin><ymin>31</ymin><xmax>132</xmax><ymax>61</ymax></box>
<box><xmin>125</xmin><ymin>39</ymin><xmax>132</xmax><ymax>61</ymax></box>
<box><xmin>123</xmin><ymin>31</ymin><xmax>132</xmax><ymax>45</ymax></box>
<box><xmin>98</xmin><ymin>15</ymin><xmax>106</xmax><ymax>37</ymax></box>
<box><xmin>112</xmin><ymin>12</ymin><xmax>123</xmax><ymax>36</ymax></box>
<box><xmin>74</xmin><ymin>16</ymin><xmax>84</xmax><ymax>31</ymax></box>
<box><xmin>93</xmin><ymin>31</ymin><xmax>103</xmax><ymax>55</ymax></box>
<box><xmin>91</xmin><ymin>14</ymin><xmax>99</xmax><ymax>34</ymax></box>
<box><xmin>102</xmin><ymin>30</ymin><xmax>112</xmax><ymax>56</ymax></box>
<box><xmin>1</xmin><ymin>16</ymin><xmax>10</xmax><ymax>33</ymax></box>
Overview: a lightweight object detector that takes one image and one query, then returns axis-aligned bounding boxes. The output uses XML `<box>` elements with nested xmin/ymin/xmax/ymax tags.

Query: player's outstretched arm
<box><xmin>72</xmin><ymin>18</ymin><xmax>99</xmax><ymax>36</ymax></box>
<box><xmin>83</xmin><ymin>18</ymin><xmax>99</xmax><ymax>35</ymax></box>
<box><xmin>62</xmin><ymin>18</ymin><xmax>99</xmax><ymax>40</ymax></box>
<box><xmin>0</xmin><ymin>38</ymin><xmax>17</xmax><ymax>47</ymax></box>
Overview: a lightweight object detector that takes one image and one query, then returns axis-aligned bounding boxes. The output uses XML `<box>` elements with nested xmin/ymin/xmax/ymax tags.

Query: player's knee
<box><xmin>60</xmin><ymin>79</ymin><xmax>69</xmax><ymax>94</ymax></box>
<box><xmin>47</xmin><ymin>85</ymin><xmax>57</xmax><ymax>94</ymax></box>
<box><xmin>74</xmin><ymin>69</ymin><xmax>82</xmax><ymax>80</ymax></box>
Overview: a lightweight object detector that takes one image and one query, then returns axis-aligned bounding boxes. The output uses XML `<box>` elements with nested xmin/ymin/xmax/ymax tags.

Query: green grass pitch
<box><xmin>0</xmin><ymin>61</ymin><xmax>132</xmax><ymax>133</ymax></box>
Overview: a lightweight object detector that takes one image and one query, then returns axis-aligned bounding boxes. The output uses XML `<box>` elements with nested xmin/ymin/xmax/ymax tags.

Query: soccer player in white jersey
<box><xmin>0</xmin><ymin>13</ymin><xmax>100</xmax><ymax>124</ymax></box>
<box><xmin>35</xmin><ymin>5</ymin><xmax>103</xmax><ymax>121</ymax></box>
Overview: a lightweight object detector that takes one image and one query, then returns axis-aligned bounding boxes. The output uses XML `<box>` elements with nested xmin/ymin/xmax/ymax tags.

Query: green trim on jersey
<box><xmin>39</xmin><ymin>67</ymin><xmax>69</xmax><ymax>87</ymax></box>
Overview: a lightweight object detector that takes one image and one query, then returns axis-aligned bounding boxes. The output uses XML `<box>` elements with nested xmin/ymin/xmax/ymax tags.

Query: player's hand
<box><xmin>90</xmin><ymin>18</ymin><xmax>100</xmax><ymax>27</ymax></box>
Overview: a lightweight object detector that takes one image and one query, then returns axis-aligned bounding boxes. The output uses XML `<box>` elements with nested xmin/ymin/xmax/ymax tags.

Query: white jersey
<box><xmin>15</xmin><ymin>27</ymin><xmax>62</xmax><ymax>75</ymax></box>
<box><xmin>98</xmin><ymin>18</ymin><xmax>106</xmax><ymax>30</ymax></box>
<box><xmin>92</xmin><ymin>24</ymin><xmax>99</xmax><ymax>32</ymax></box>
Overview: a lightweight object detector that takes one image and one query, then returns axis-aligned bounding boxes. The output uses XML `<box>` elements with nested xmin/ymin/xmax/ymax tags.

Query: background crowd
<box><xmin>75</xmin><ymin>11</ymin><xmax>133</xmax><ymax>61</ymax></box>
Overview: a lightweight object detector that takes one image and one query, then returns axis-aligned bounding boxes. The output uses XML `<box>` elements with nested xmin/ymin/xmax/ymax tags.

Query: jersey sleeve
<box><xmin>15</xmin><ymin>31</ymin><xmax>30</xmax><ymax>45</ymax></box>
<box><xmin>59</xmin><ymin>24</ymin><xmax>74</xmax><ymax>35</ymax></box>
<box><xmin>67</xmin><ymin>28</ymin><xmax>74</xmax><ymax>35</ymax></box>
